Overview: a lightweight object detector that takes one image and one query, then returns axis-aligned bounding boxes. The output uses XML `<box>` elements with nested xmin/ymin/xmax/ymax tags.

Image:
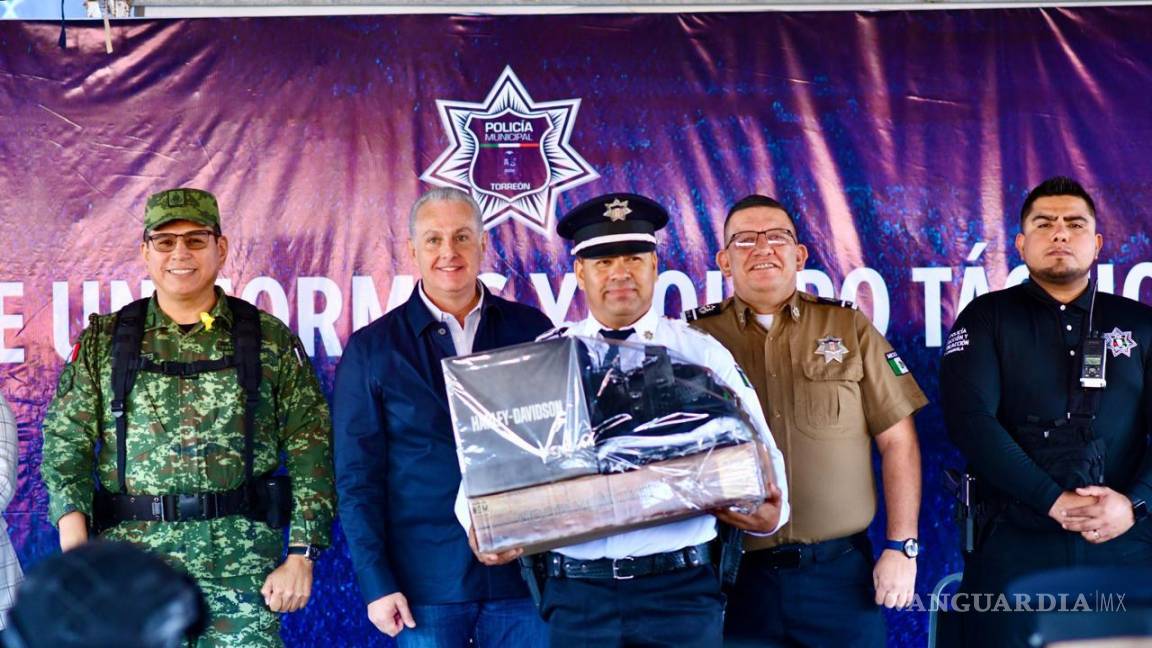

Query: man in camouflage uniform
<box><xmin>41</xmin><ymin>188</ymin><xmax>335</xmax><ymax>647</ymax></box>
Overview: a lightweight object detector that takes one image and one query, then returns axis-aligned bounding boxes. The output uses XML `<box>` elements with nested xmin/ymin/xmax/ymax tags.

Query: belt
<box><xmin>94</xmin><ymin>486</ymin><xmax>251</xmax><ymax>524</ymax></box>
<box><xmin>542</xmin><ymin>543</ymin><xmax>713</xmax><ymax>580</ymax></box>
<box><xmin>745</xmin><ymin>532</ymin><xmax>868</xmax><ymax>570</ymax></box>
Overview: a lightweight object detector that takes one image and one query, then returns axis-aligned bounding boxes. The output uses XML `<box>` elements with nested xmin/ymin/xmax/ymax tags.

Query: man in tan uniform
<box><xmin>687</xmin><ymin>194</ymin><xmax>928</xmax><ymax>646</ymax></box>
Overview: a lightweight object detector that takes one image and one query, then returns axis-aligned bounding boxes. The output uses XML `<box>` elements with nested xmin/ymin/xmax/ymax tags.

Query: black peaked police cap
<box><xmin>557</xmin><ymin>193</ymin><xmax>669</xmax><ymax>259</ymax></box>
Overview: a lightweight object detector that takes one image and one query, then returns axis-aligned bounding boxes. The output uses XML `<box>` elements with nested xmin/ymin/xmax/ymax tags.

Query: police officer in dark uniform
<box><xmin>940</xmin><ymin>177</ymin><xmax>1152</xmax><ymax>645</ymax></box>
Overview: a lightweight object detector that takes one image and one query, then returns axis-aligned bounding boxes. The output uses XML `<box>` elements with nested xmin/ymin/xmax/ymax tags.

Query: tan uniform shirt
<box><xmin>689</xmin><ymin>291</ymin><xmax>927</xmax><ymax>550</ymax></box>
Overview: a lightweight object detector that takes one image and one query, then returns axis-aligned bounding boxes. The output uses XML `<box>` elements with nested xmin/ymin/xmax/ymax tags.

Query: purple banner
<box><xmin>4</xmin><ymin>8</ymin><xmax>1152</xmax><ymax>644</ymax></box>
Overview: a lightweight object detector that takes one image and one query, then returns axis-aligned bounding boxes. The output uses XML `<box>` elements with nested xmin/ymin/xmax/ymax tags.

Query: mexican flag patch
<box><xmin>885</xmin><ymin>351</ymin><xmax>909</xmax><ymax>376</ymax></box>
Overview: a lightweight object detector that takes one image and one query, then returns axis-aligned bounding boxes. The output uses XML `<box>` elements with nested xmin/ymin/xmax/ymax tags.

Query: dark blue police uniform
<box><xmin>940</xmin><ymin>280</ymin><xmax>1152</xmax><ymax>646</ymax></box>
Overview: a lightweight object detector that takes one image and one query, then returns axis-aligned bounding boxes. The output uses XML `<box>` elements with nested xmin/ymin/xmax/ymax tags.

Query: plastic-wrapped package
<box><xmin>444</xmin><ymin>338</ymin><xmax>598</xmax><ymax>497</ymax></box>
<box><xmin>584</xmin><ymin>341</ymin><xmax>756</xmax><ymax>472</ymax></box>
<box><xmin>596</xmin><ymin>416</ymin><xmax>751</xmax><ymax>474</ymax></box>
<box><xmin>470</xmin><ymin>442</ymin><xmax>769</xmax><ymax>554</ymax></box>
<box><xmin>444</xmin><ymin>336</ymin><xmax>771</xmax><ymax>554</ymax></box>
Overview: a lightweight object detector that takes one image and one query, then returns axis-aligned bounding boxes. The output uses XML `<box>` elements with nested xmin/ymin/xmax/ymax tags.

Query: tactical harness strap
<box><xmin>109</xmin><ymin>296</ymin><xmax>262</xmax><ymax>494</ymax></box>
<box><xmin>969</xmin><ymin>359</ymin><xmax>1107</xmax><ymax>534</ymax></box>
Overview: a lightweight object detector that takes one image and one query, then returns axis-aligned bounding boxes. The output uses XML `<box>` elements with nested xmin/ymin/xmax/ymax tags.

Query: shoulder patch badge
<box><xmin>1103</xmin><ymin>327</ymin><xmax>1138</xmax><ymax>358</ymax></box>
<box><xmin>814</xmin><ymin>336</ymin><xmax>849</xmax><ymax>363</ymax></box>
<box><xmin>944</xmin><ymin>328</ymin><xmax>969</xmax><ymax>357</ymax></box>
<box><xmin>685</xmin><ymin>303</ymin><xmax>722</xmax><ymax>322</ymax></box>
<box><xmin>885</xmin><ymin>350</ymin><xmax>910</xmax><ymax>376</ymax></box>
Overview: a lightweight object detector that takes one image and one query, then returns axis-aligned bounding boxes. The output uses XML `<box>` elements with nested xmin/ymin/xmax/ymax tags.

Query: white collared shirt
<box><xmin>549</xmin><ymin>306</ymin><xmax>790</xmax><ymax>560</ymax></box>
<box><xmin>418</xmin><ymin>282</ymin><xmax>484</xmax><ymax>356</ymax></box>
<box><xmin>453</xmin><ymin>305</ymin><xmax>791</xmax><ymax>560</ymax></box>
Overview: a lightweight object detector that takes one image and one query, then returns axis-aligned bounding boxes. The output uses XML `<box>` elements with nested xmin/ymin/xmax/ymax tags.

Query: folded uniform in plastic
<box><xmin>443</xmin><ymin>336</ymin><xmax>770</xmax><ymax>554</ymax></box>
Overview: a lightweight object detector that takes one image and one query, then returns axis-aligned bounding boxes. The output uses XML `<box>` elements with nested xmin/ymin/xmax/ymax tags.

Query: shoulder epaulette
<box><xmin>87</xmin><ymin>311</ymin><xmax>116</xmax><ymax>334</ymax></box>
<box><xmin>536</xmin><ymin>326</ymin><xmax>570</xmax><ymax>341</ymax></box>
<box><xmin>684</xmin><ymin>303</ymin><xmax>723</xmax><ymax>322</ymax></box>
<box><xmin>813</xmin><ymin>296</ymin><xmax>858</xmax><ymax>310</ymax></box>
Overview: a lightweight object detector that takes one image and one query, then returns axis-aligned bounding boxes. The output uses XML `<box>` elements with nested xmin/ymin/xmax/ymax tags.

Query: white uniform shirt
<box><xmin>546</xmin><ymin>306</ymin><xmax>790</xmax><ymax>560</ymax></box>
<box><xmin>453</xmin><ymin>305</ymin><xmax>791</xmax><ymax>559</ymax></box>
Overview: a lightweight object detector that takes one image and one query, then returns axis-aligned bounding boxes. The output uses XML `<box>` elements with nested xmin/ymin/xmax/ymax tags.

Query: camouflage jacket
<box><xmin>42</xmin><ymin>290</ymin><xmax>335</xmax><ymax>580</ymax></box>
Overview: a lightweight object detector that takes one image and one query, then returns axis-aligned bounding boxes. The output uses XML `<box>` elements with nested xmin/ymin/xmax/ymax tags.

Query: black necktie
<box><xmin>600</xmin><ymin>328</ymin><xmax>635</xmax><ymax>366</ymax></box>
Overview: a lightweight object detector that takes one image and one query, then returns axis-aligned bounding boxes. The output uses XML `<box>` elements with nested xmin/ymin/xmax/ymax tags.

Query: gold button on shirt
<box><xmin>689</xmin><ymin>291</ymin><xmax>927</xmax><ymax>550</ymax></box>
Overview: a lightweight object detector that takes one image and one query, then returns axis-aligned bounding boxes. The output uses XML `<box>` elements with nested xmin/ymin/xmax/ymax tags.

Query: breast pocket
<box><xmin>794</xmin><ymin>359</ymin><xmax>863</xmax><ymax>439</ymax></box>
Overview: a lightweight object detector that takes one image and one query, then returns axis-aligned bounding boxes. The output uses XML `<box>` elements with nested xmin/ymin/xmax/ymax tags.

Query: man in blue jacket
<box><xmin>334</xmin><ymin>187</ymin><xmax>553</xmax><ymax>647</ymax></box>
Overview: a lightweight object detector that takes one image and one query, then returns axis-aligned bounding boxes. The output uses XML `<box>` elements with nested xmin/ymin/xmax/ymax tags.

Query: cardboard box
<box><xmin>468</xmin><ymin>442</ymin><xmax>769</xmax><ymax>554</ymax></box>
<box><xmin>443</xmin><ymin>338</ymin><xmax>598</xmax><ymax>497</ymax></box>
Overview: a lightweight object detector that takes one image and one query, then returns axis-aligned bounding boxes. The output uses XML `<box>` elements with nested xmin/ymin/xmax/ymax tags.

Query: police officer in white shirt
<box><xmin>468</xmin><ymin>192</ymin><xmax>790</xmax><ymax>648</ymax></box>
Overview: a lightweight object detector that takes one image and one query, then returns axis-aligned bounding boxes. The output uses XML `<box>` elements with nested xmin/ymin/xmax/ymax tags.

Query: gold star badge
<box><xmin>603</xmin><ymin>199</ymin><xmax>632</xmax><ymax>222</ymax></box>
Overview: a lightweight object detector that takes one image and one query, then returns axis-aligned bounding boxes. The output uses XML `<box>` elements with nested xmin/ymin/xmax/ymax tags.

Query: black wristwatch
<box><xmin>287</xmin><ymin>544</ymin><xmax>323</xmax><ymax>561</ymax></box>
<box><xmin>1133</xmin><ymin>498</ymin><xmax>1149</xmax><ymax>523</ymax></box>
<box><xmin>884</xmin><ymin>538</ymin><xmax>920</xmax><ymax>559</ymax></box>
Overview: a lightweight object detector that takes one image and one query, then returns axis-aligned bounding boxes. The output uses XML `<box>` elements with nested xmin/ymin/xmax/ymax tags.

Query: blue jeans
<box><xmin>395</xmin><ymin>597</ymin><xmax>548</xmax><ymax>648</ymax></box>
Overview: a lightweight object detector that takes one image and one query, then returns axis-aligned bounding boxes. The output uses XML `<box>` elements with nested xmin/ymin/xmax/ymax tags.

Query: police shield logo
<box><xmin>1103</xmin><ymin>327</ymin><xmax>1138</xmax><ymax>358</ymax></box>
<box><xmin>603</xmin><ymin>198</ymin><xmax>632</xmax><ymax>221</ymax></box>
<box><xmin>422</xmin><ymin>66</ymin><xmax>599</xmax><ymax>234</ymax></box>
<box><xmin>814</xmin><ymin>336</ymin><xmax>849</xmax><ymax>363</ymax></box>
<box><xmin>466</xmin><ymin>110</ymin><xmax>553</xmax><ymax>202</ymax></box>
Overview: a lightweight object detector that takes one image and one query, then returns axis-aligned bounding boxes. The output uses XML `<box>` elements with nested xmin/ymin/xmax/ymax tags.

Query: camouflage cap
<box><xmin>144</xmin><ymin>188</ymin><xmax>221</xmax><ymax>232</ymax></box>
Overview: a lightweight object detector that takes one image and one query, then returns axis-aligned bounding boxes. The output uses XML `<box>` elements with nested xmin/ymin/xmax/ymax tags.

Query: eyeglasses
<box><xmin>145</xmin><ymin>230</ymin><xmax>217</xmax><ymax>253</ymax></box>
<box><xmin>726</xmin><ymin>228</ymin><xmax>797</xmax><ymax>250</ymax></box>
